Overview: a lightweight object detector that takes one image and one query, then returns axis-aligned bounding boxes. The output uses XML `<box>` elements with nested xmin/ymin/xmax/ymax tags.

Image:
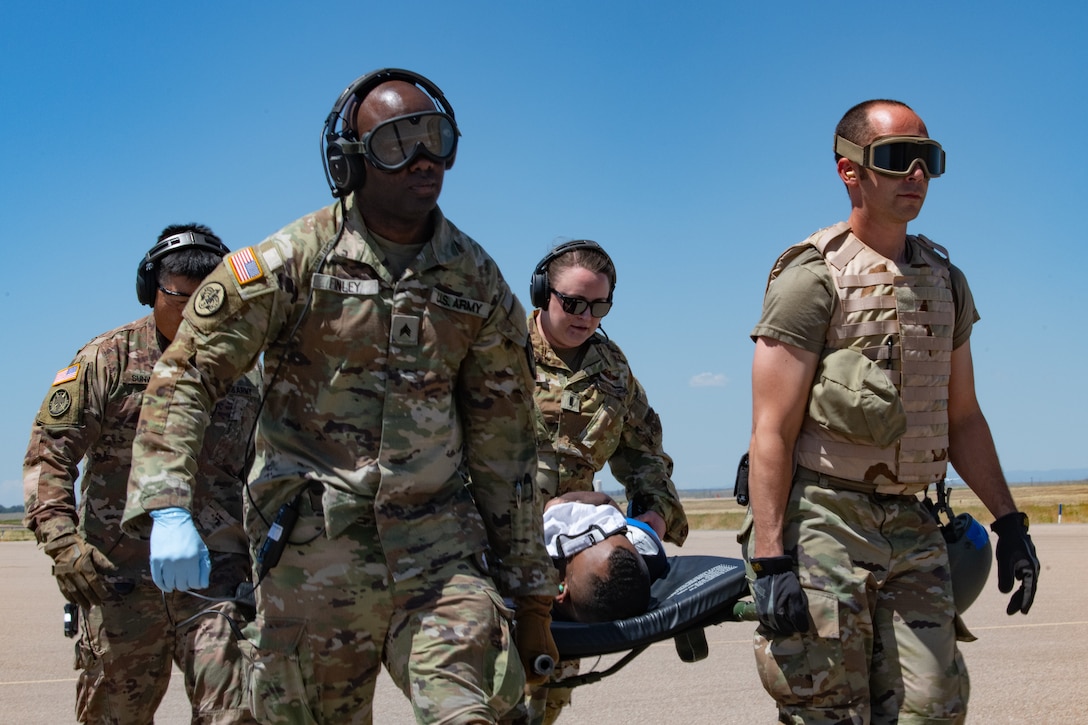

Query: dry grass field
<box><xmin>0</xmin><ymin>521</ymin><xmax>32</xmax><ymax>541</ymax></box>
<box><xmin>3</xmin><ymin>482</ymin><xmax>1083</xmax><ymax>542</ymax></box>
<box><xmin>667</xmin><ymin>481</ymin><xmax>1088</xmax><ymax>531</ymax></box>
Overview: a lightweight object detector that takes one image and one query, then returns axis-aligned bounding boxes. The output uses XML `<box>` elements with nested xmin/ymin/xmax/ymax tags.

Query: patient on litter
<box><xmin>543</xmin><ymin>491</ymin><xmax>669</xmax><ymax>622</ymax></box>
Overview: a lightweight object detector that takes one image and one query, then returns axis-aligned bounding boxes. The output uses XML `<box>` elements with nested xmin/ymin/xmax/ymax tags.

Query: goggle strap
<box><xmin>835</xmin><ymin>135</ymin><xmax>867</xmax><ymax>165</ymax></box>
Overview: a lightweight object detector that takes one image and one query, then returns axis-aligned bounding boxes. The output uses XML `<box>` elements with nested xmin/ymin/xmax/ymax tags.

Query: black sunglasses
<box><xmin>158</xmin><ymin>285</ymin><xmax>192</xmax><ymax>300</ymax></box>
<box><xmin>550</xmin><ymin>289</ymin><xmax>612</xmax><ymax>318</ymax></box>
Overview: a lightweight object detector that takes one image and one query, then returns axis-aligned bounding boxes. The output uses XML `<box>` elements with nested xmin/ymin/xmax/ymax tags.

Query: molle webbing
<box><xmin>788</xmin><ymin>224</ymin><xmax>954</xmax><ymax>490</ymax></box>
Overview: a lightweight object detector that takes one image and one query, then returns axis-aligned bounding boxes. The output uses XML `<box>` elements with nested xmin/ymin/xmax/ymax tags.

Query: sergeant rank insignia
<box><xmin>391</xmin><ymin>314</ymin><xmax>420</xmax><ymax>346</ymax></box>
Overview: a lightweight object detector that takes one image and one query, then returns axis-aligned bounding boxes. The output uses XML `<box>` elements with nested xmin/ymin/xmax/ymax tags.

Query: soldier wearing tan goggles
<box><xmin>835</xmin><ymin>134</ymin><xmax>946</xmax><ymax>177</ymax></box>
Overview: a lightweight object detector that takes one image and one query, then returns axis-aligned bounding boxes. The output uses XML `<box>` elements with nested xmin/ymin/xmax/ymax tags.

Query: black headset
<box><xmin>529</xmin><ymin>240</ymin><xmax>615</xmax><ymax>309</ymax></box>
<box><xmin>321</xmin><ymin>68</ymin><xmax>460</xmax><ymax>199</ymax></box>
<box><xmin>136</xmin><ymin>230</ymin><xmax>230</xmax><ymax>306</ymax></box>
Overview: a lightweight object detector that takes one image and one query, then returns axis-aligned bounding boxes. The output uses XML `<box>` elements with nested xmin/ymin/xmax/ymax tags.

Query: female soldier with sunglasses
<box><xmin>528</xmin><ymin>240</ymin><xmax>688</xmax><ymax>543</ymax></box>
<box><xmin>516</xmin><ymin>240</ymin><xmax>689</xmax><ymax>724</ymax></box>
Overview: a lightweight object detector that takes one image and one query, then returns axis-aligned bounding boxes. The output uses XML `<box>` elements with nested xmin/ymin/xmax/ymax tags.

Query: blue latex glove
<box><xmin>149</xmin><ymin>507</ymin><xmax>210</xmax><ymax>593</ymax></box>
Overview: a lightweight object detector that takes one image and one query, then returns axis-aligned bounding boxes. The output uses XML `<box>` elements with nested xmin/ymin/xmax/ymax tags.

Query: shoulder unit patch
<box><xmin>48</xmin><ymin>389</ymin><xmax>73</xmax><ymax>417</ymax></box>
<box><xmin>194</xmin><ymin>281</ymin><xmax>227</xmax><ymax>316</ymax></box>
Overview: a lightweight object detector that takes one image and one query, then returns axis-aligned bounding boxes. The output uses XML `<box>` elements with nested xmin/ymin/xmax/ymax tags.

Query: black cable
<box><xmin>162</xmin><ymin>589</ymin><xmax>251</xmax><ymax>643</ymax></box>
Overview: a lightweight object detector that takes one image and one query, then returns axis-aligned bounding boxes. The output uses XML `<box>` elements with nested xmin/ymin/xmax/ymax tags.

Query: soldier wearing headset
<box><xmin>23</xmin><ymin>225</ymin><xmax>260</xmax><ymax>724</ymax></box>
<box><xmin>742</xmin><ymin>99</ymin><xmax>1040</xmax><ymax>724</ymax></box>
<box><xmin>511</xmin><ymin>240</ymin><xmax>688</xmax><ymax>724</ymax></box>
<box><xmin>122</xmin><ymin>69</ymin><xmax>557</xmax><ymax>724</ymax></box>
<box><xmin>527</xmin><ymin>240</ymin><xmax>688</xmax><ymax>545</ymax></box>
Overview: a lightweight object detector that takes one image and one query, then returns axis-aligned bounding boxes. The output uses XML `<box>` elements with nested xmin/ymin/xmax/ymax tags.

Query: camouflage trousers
<box><xmin>74</xmin><ymin>552</ymin><xmax>254</xmax><ymax>724</ymax></box>
<box><xmin>739</xmin><ymin>473</ymin><xmax>969</xmax><ymax>725</ymax></box>
<box><xmin>240</xmin><ymin>512</ymin><xmax>525</xmax><ymax>724</ymax></box>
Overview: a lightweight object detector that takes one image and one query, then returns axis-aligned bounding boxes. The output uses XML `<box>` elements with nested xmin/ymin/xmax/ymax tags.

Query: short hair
<box><xmin>572</xmin><ymin>547</ymin><xmax>651</xmax><ymax>623</ymax></box>
<box><xmin>834</xmin><ymin>99</ymin><xmax>915</xmax><ymax>157</ymax></box>
<box><xmin>548</xmin><ymin>244</ymin><xmax>617</xmax><ymax>294</ymax></box>
<box><xmin>155</xmin><ymin>223</ymin><xmax>226</xmax><ymax>283</ymax></box>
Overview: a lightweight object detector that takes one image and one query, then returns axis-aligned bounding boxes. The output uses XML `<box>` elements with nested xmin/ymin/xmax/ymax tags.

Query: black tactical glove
<box><xmin>751</xmin><ymin>555</ymin><xmax>810</xmax><ymax>636</ymax></box>
<box><xmin>513</xmin><ymin>595</ymin><xmax>560</xmax><ymax>686</ymax></box>
<box><xmin>43</xmin><ymin>533</ymin><xmax>118</xmax><ymax>610</ymax></box>
<box><xmin>991</xmin><ymin>512</ymin><xmax>1039</xmax><ymax>615</ymax></box>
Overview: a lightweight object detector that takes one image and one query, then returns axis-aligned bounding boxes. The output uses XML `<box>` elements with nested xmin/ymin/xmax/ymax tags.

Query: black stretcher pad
<box><xmin>550</xmin><ymin>555</ymin><xmax>749</xmax><ymax>659</ymax></box>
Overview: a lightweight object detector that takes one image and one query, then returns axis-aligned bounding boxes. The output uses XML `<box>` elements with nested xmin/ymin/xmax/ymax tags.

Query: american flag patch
<box><xmin>229</xmin><ymin>247</ymin><xmax>264</xmax><ymax>286</ymax></box>
<box><xmin>52</xmin><ymin>363</ymin><xmax>80</xmax><ymax>386</ymax></box>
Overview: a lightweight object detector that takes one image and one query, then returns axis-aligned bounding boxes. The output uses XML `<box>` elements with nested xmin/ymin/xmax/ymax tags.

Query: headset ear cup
<box><xmin>529</xmin><ymin>270</ymin><xmax>548</xmax><ymax>309</ymax></box>
<box><xmin>326</xmin><ymin>139</ymin><xmax>366</xmax><ymax>196</ymax></box>
<box><xmin>136</xmin><ymin>258</ymin><xmax>156</xmax><ymax>307</ymax></box>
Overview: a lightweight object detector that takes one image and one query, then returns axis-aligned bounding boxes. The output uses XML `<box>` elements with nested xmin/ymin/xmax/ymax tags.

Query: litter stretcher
<box><xmin>545</xmin><ymin>555</ymin><xmax>754</xmax><ymax>688</ymax></box>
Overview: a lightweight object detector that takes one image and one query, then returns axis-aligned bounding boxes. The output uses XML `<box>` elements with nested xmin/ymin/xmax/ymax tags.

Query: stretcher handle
<box><xmin>533</xmin><ymin>654</ymin><xmax>556</xmax><ymax>677</ymax></box>
<box><xmin>732</xmin><ymin>600</ymin><xmax>757</xmax><ymax>621</ymax></box>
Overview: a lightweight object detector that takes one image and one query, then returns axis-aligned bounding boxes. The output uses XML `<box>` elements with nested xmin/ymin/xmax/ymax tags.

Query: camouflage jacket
<box><xmin>122</xmin><ymin>196</ymin><xmax>553</xmax><ymax>596</ymax></box>
<box><xmin>23</xmin><ymin>314</ymin><xmax>260</xmax><ymax>580</ymax></box>
<box><xmin>529</xmin><ymin>312</ymin><xmax>688</xmax><ymax>545</ymax></box>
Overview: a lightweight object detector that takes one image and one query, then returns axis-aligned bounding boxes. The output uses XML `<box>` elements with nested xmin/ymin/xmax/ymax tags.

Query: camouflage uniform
<box><xmin>23</xmin><ymin>314</ymin><xmax>260</xmax><ymax>724</ymax></box>
<box><xmin>742</xmin><ymin>228</ymin><xmax>978</xmax><ymax>724</ymax></box>
<box><xmin>528</xmin><ymin>311</ymin><xmax>688</xmax><ymax>544</ymax></box>
<box><xmin>122</xmin><ymin>195</ymin><xmax>554</xmax><ymax>724</ymax></box>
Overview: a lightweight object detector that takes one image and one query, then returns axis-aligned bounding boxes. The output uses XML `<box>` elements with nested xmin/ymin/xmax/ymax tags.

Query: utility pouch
<box><xmin>734</xmin><ymin>453</ymin><xmax>750</xmax><ymax>506</ymax></box>
<box><xmin>63</xmin><ymin>603</ymin><xmax>78</xmax><ymax>638</ymax></box>
<box><xmin>256</xmin><ymin>493</ymin><xmax>302</xmax><ymax>579</ymax></box>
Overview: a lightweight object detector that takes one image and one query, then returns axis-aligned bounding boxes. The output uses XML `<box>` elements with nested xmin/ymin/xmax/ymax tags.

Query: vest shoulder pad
<box><xmin>911</xmin><ymin>234</ymin><xmax>952</xmax><ymax>267</ymax></box>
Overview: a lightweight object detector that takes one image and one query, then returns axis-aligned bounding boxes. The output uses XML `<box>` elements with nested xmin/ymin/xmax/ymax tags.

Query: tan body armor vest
<box><xmin>769</xmin><ymin>222</ymin><xmax>955</xmax><ymax>494</ymax></box>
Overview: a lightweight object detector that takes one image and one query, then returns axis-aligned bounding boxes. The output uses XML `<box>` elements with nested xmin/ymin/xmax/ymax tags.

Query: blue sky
<box><xmin>2</xmin><ymin>2</ymin><xmax>1086</xmax><ymax>506</ymax></box>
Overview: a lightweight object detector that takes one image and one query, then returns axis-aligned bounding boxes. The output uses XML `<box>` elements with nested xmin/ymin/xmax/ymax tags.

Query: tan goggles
<box><xmin>344</xmin><ymin>112</ymin><xmax>457</xmax><ymax>171</ymax></box>
<box><xmin>835</xmin><ymin>135</ymin><xmax>946</xmax><ymax>177</ymax></box>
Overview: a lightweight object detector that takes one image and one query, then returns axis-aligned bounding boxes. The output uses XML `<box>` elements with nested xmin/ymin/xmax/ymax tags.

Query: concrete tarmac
<box><xmin>3</xmin><ymin>525</ymin><xmax>1085</xmax><ymax>724</ymax></box>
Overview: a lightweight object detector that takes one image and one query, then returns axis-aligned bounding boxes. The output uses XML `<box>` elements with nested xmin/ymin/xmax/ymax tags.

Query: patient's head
<box><xmin>555</xmin><ymin>534</ymin><xmax>651</xmax><ymax>623</ymax></box>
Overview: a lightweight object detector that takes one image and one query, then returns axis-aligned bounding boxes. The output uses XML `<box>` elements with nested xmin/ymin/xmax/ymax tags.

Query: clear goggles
<box><xmin>353</xmin><ymin>111</ymin><xmax>458</xmax><ymax>172</ymax></box>
<box><xmin>835</xmin><ymin>134</ymin><xmax>946</xmax><ymax>178</ymax></box>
